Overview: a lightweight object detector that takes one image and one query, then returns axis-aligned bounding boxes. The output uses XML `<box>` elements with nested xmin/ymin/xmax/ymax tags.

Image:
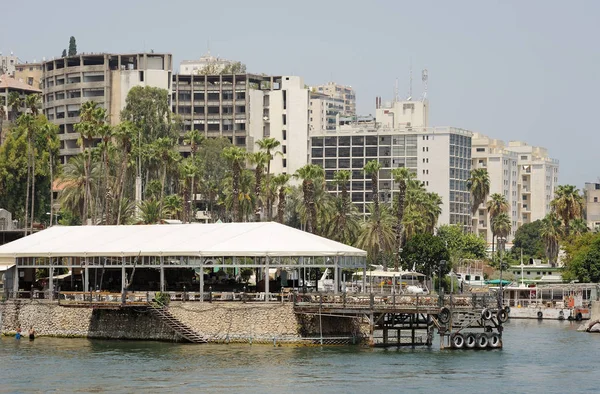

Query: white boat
<box><xmin>501</xmin><ymin>283</ymin><xmax>598</xmax><ymax>321</ymax></box>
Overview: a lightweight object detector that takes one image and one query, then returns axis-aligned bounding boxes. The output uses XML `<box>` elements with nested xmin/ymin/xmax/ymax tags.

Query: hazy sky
<box><xmin>3</xmin><ymin>0</ymin><xmax>598</xmax><ymax>188</ymax></box>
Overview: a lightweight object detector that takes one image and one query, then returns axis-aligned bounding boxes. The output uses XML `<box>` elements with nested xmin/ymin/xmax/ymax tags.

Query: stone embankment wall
<box><xmin>0</xmin><ymin>300</ymin><xmax>363</xmax><ymax>342</ymax></box>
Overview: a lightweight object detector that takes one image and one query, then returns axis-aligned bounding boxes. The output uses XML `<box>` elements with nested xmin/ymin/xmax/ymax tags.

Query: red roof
<box><xmin>0</xmin><ymin>74</ymin><xmax>42</xmax><ymax>93</ymax></box>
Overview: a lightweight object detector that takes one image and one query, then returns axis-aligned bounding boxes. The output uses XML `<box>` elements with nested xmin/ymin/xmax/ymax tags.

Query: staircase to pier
<box><xmin>146</xmin><ymin>302</ymin><xmax>208</xmax><ymax>344</ymax></box>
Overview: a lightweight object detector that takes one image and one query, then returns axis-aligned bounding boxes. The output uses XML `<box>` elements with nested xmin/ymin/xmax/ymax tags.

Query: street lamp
<box><xmin>498</xmin><ymin>237</ymin><xmax>506</xmax><ymax>310</ymax></box>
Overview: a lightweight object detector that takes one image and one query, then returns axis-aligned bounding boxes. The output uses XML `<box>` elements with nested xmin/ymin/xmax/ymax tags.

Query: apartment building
<box><xmin>42</xmin><ymin>53</ymin><xmax>172</xmax><ymax>163</ymax></box>
<box><xmin>471</xmin><ymin>133</ymin><xmax>520</xmax><ymax>242</ymax></box>
<box><xmin>14</xmin><ymin>62</ymin><xmax>43</xmax><ymax>89</ymax></box>
<box><xmin>507</xmin><ymin>141</ymin><xmax>559</xmax><ymax>225</ymax></box>
<box><xmin>471</xmin><ymin>135</ymin><xmax>559</xmax><ymax>244</ymax></box>
<box><xmin>313</xmin><ymin>82</ymin><xmax>356</xmax><ymax>117</ymax></box>
<box><xmin>0</xmin><ymin>74</ymin><xmax>42</xmax><ymax>144</ymax></box>
<box><xmin>0</xmin><ymin>52</ymin><xmax>19</xmax><ymax>76</ymax></box>
<box><xmin>309</xmin><ymin>92</ymin><xmax>344</xmax><ymax>132</ymax></box>
<box><xmin>584</xmin><ymin>182</ymin><xmax>600</xmax><ymax>230</ymax></box>
<box><xmin>171</xmin><ymin>73</ymin><xmax>309</xmax><ymax>176</ymax></box>
<box><xmin>309</xmin><ymin>122</ymin><xmax>473</xmax><ymax>229</ymax></box>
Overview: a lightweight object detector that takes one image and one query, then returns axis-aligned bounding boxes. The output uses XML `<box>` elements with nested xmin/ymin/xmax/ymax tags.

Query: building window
<box><xmin>595</xmin><ymin>197</ymin><xmax>598</xmax><ymax>203</ymax></box>
<box><xmin>282</xmin><ymin>130</ymin><xmax>287</xmax><ymax>141</ymax></box>
<box><xmin>476</xmin><ymin>148</ymin><xmax>485</xmax><ymax>152</ymax></box>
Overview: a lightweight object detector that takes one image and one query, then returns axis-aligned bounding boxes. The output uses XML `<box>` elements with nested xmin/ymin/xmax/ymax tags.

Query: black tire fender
<box><xmin>488</xmin><ymin>333</ymin><xmax>501</xmax><ymax>348</ymax></box>
<box><xmin>537</xmin><ymin>311</ymin><xmax>543</xmax><ymax>319</ymax></box>
<box><xmin>438</xmin><ymin>307</ymin><xmax>451</xmax><ymax>324</ymax></box>
<box><xmin>497</xmin><ymin>309</ymin><xmax>509</xmax><ymax>323</ymax></box>
<box><xmin>465</xmin><ymin>333</ymin><xmax>476</xmax><ymax>348</ymax></box>
<box><xmin>451</xmin><ymin>333</ymin><xmax>464</xmax><ymax>349</ymax></box>
<box><xmin>481</xmin><ymin>308</ymin><xmax>493</xmax><ymax>321</ymax></box>
<box><xmin>476</xmin><ymin>333</ymin><xmax>489</xmax><ymax>348</ymax></box>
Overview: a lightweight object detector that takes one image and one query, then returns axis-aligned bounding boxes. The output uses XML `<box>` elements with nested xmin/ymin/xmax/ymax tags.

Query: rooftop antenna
<box><xmin>394</xmin><ymin>78</ymin><xmax>399</xmax><ymax>103</ymax></box>
<box><xmin>408</xmin><ymin>59</ymin><xmax>413</xmax><ymax>100</ymax></box>
<box><xmin>421</xmin><ymin>69</ymin><xmax>429</xmax><ymax>101</ymax></box>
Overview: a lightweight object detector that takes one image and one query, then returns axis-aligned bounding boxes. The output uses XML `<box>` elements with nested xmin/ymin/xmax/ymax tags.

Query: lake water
<box><xmin>1</xmin><ymin>319</ymin><xmax>599</xmax><ymax>393</ymax></box>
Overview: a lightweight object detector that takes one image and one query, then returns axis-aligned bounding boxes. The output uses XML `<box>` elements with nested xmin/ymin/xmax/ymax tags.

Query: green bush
<box><xmin>154</xmin><ymin>291</ymin><xmax>170</xmax><ymax>306</ymax></box>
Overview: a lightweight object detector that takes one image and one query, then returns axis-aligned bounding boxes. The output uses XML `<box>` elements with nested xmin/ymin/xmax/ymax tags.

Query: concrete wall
<box><xmin>0</xmin><ymin>300</ymin><xmax>362</xmax><ymax>342</ymax></box>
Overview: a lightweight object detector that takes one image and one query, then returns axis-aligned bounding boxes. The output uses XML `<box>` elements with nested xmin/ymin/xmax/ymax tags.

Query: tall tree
<box><xmin>0</xmin><ymin>97</ymin><xmax>5</xmax><ymax>145</ymax></box>
<box><xmin>222</xmin><ymin>146</ymin><xmax>248</xmax><ymax>222</ymax></box>
<box><xmin>487</xmin><ymin>193</ymin><xmax>509</xmax><ymax>257</ymax></box>
<box><xmin>25</xmin><ymin>95</ymin><xmax>41</xmax><ymax>233</ymax></box>
<box><xmin>61</xmin><ymin>49</ymin><xmax>67</xmax><ymax>58</ymax></box>
<box><xmin>294</xmin><ymin>164</ymin><xmax>325</xmax><ymax>234</ymax></box>
<box><xmin>392</xmin><ymin>167</ymin><xmax>415</xmax><ymax>267</ymax></box>
<box><xmin>256</xmin><ymin>137</ymin><xmax>281</xmax><ymax>220</ymax></box>
<box><xmin>272</xmin><ymin>173</ymin><xmax>291</xmax><ymax>224</ymax></box>
<box><xmin>40</xmin><ymin>123</ymin><xmax>60</xmax><ymax>226</ymax></box>
<box><xmin>112</xmin><ymin>121</ymin><xmax>135</xmax><ymax>225</ymax></box>
<box><xmin>363</xmin><ymin>160</ymin><xmax>384</xmax><ymax>266</ymax></box>
<box><xmin>7</xmin><ymin>91</ymin><xmax>22</xmax><ymax>122</ymax></box>
<box><xmin>356</xmin><ymin>204</ymin><xmax>396</xmax><ymax>266</ymax></box>
<box><xmin>249</xmin><ymin>151</ymin><xmax>269</xmax><ymax>221</ymax></box>
<box><xmin>68</xmin><ymin>36</ymin><xmax>77</xmax><ymax>56</ymax></box>
<box><xmin>491</xmin><ymin>212</ymin><xmax>511</xmax><ymax>261</ymax></box>
<box><xmin>468</xmin><ymin>168</ymin><xmax>490</xmax><ymax>233</ymax></box>
<box><xmin>551</xmin><ymin>185</ymin><xmax>584</xmax><ymax>237</ymax></box>
<box><xmin>539</xmin><ymin>213</ymin><xmax>562</xmax><ymax>266</ymax></box>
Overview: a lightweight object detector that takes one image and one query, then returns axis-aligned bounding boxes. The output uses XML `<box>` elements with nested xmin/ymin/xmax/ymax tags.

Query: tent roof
<box><xmin>0</xmin><ymin>222</ymin><xmax>366</xmax><ymax>258</ymax></box>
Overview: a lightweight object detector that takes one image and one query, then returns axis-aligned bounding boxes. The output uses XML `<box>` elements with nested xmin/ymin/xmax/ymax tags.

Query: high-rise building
<box><xmin>584</xmin><ymin>182</ymin><xmax>600</xmax><ymax>230</ymax></box>
<box><xmin>309</xmin><ymin>92</ymin><xmax>344</xmax><ymax>133</ymax></box>
<box><xmin>471</xmin><ymin>133</ymin><xmax>520</xmax><ymax>242</ymax></box>
<box><xmin>471</xmin><ymin>134</ymin><xmax>559</xmax><ymax>245</ymax></box>
<box><xmin>14</xmin><ymin>62</ymin><xmax>43</xmax><ymax>89</ymax></box>
<box><xmin>309</xmin><ymin>122</ymin><xmax>473</xmax><ymax>229</ymax></box>
<box><xmin>313</xmin><ymin>82</ymin><xmax>356</xmax><ymax>117</ymax></box>
<box><xmin>0</xmin><ymin>74</ymin><xmax>42</xmax><ymax>143</ymax></box>
<box><xmin>42</xmin><ymin>53</ymin><xmax>173</xmax><ymax>163</ymax></box>
<box><xmin>171</xmin><ymin>73</ymin><xmax>309</xmax><ymax>176</ymax></box>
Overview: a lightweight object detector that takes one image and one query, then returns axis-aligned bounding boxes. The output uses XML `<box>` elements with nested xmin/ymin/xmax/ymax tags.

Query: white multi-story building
<box><xmin>471</xmin><ymin>133</ymin><xmax>520</xmax><ymax>242</ymax></box>
<box><xmin>172</xmin><ymin>73</ymin><xmax>309</xmax><ymax>176</ymax></box>
<box><xmin>375</xmin><ymin>98</ymin><xmax>429</xmax><ymax>129</ymax></box>
<box><xmin>584</xmin><ymin>182</ymin><xmax>600</xmax><ymax>230</ymax></box>
<box><xmin>471</xmin><ymin>135</ymin><xmax>559</xmax><ymax>245</ymax></box>
<box><xmin>313</xmin><ymin>82</ymin><xmax>356</xmax><ymax>117</ymax></box>
<box><xmin>309</xmin><ymin>92</ymin><xmax>344</xmax><ymax>133</ymax></box>
<box><xmin>179</xmin><ymin>53</ymin><xmax>240</xmax><ymax>75</ymax></box>
<box><xmin>310</xmin><ymin>122</ymin><xmax>473</xmax><ymax>229</ymax></box>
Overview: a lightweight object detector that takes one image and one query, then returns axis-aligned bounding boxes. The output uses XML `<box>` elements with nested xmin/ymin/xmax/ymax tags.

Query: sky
<box><xmin>2</xmin><ymin>0</ymin><xmax>599</xmax><ymax>188</ymax></box>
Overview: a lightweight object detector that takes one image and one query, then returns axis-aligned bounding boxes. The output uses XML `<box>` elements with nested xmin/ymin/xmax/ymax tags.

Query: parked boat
<box><xmin>501</xmin><ymin>283</ymin><xmax>599</xmax><ymax>321</ymax></box>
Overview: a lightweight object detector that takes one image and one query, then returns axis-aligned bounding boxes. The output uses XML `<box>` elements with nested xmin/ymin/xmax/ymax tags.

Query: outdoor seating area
<box><xmin>0</xmin><ymin>222</ymin><xmax>367</xmax><ymax>302</ymax></box>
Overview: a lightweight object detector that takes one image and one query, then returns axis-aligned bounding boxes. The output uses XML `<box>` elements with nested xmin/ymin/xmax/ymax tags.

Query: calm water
<box><xmin>1</xmin><ymin>319</ymin><xmax>599</xmax><ymax>393</ymax></box>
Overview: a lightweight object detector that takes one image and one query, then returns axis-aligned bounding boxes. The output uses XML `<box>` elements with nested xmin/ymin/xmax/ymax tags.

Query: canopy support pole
<box><xmin>199</xmin><ymin>262</ymin><xmax>204</xmax><ymax>302</ymax></box>
<box><xmin>84</xmin><ymin>265</ymin><xmax>89</xmax><ymax>293</ymax></box>
<box><xmin>334</xmin><ymin>257</ymin><xmax>339</xmax><ymax>294</ymax></box>
<box><xmin>48</xmin><ymin>265</ymin><xmax>54</xmax><ymax>301</ymax></box>
<box><xmin>265</xmin><ymin>257</ymin><xmax>270</xmax><ymax>301</ymax></box>
<box><xmin>160</xmin><ymin>257</ymin><xmax>165</xmax><ymax>292</ymax></box>
<box><xmin>13</xmin><ymin>265</ymin><xmax>19</xmax><ymax>297</ymax></box>
<box><xmin>362</xmin><ymin>265</ymin><xmax>367</xmax><ymax>294</ymax></box>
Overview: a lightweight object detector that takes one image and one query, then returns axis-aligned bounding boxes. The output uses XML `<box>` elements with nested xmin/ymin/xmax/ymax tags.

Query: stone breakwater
<box><xmin>0</xmin><ymin>300</ymin><xmax>364</xmax><ymax>343</ymax></box>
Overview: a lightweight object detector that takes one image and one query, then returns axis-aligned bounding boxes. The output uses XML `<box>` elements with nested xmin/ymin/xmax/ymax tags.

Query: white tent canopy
<box><xmin>0</xmin><ymin>222</ymin><xmax>367</xmax><ymax>259</ymax></box>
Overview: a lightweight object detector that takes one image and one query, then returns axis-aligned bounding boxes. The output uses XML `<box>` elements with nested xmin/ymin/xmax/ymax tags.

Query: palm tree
<box><xmin>7</xmin><ymin>91</ymin><xmax>22</xmax><ymax>122</ymax></box>
<box><xmin>540</xmin><ymin>213</ymin><xmax>562</xmax><ymax>266</ymax></box>
<box><xmin>183</xmin><ymin>129</ymin><xmax>204</xmax><ymax>219</ymax></box>
<box><xmin>363</xmin><ymin>160</ymin><xmax>385</xmax><ymax>266</ymax></box>
<box><xmin>96</xmin><ymin>123</ymin><xmax>113</xmax><ymax>224</ymax></box>
<box><xmin>58</xmin><ymin>155</ymin><xmax>100</xmax><ymax>221</ymax></box>
<box><xmin>249</xmin><ymin>151</ymin><xmax>269</xmax><ymax>221</ymax></box>
<box><xmin>222</xmin><ymin>146</ymin><xmax>248</xmax><ymax>222</ymax></box>
<box><xmin>424</xmin><ymin>192</ymin><xmax>443</xmax><ymax>233</ymax></box>
<box><xmin>272</xmin><ymin>173</ymin><xmax>291</xmax><ymax>224</ymax></box>
<box><xmin>333</xmin><ymin>170</ymin><xmax>351</xmax><ymax>203</ymax></box>
<box><xmin>25</xmin><ymin>94</ymin><xmax>41</xmax><ymax>116</ymax></box>
<box><xmin>152</xmin><ymin>137</ymin><xmax>178</xmax><ymax>213</ymax></box>
<box><xmin>392</xmin><ymin>167</ymin><xmax>415</xmax><ymax>266</ymax></box>
<box><xmin>325</xmin><ymin>194</ymin><xmax>361</xmax><ymax>245</ymax></box>
<box><xmin>0</xmin><ymin>99</ymin><xmax>6</xmax><ymax>145</ymax></box>
<box><xmin>163</xmin><ymin>194</ymin><xmax>183</xmax><ymax>220</ymax></box>
<box><xmin>256</xmin><ymin>137</ymin><xmax>281</xmax><ymax>220</ymax></box>
<box><xmin>487</xmin><ymin>193</ymin><xmax>509</xmax><ymax>256</ymax></box>
<box><xmin>491</xmin><ymin>212</ymin><xmax>511</xmax><ymax>261</ymax></box>
<box><xmin>139</xmin><ymin>199</ymin><xmax>163</xmax><ymax>224</ymax></box>
<box><xmin>570</xmin><ymin>218</ymin><xmax>589</xmax><ymax>236</ymax></box>
<box><xmin>468</xmin><ymin>168</ymin><xmax>490</xmax><ymax>233</ymax></box>
<box><xmin>294</xmin><ymin>164</ymin><xmax>325</xmax><ymax>234</ymax></box>
<box><xmin>112</xmin><ymin>121</ymin><xmax>136</xmax><ymax>225</ymax></box>
<box><xmin>41</xmin><ymin>123</ymin><xmax>59</xmax><ymax>226</ymax></box>
<box><xmin>551</xmin><ymin>185</ymin><xmax>584</xmax><ymax>237</ymax></box>
<box><xmin>15</xmin><ymin>114</ymin><xmax>34</xmax><ymax>234</ymax></box>
<box><xmin>356</xmin><ymin>204</ymin><xmax>396</xmax><ymax>265</ymax></box>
